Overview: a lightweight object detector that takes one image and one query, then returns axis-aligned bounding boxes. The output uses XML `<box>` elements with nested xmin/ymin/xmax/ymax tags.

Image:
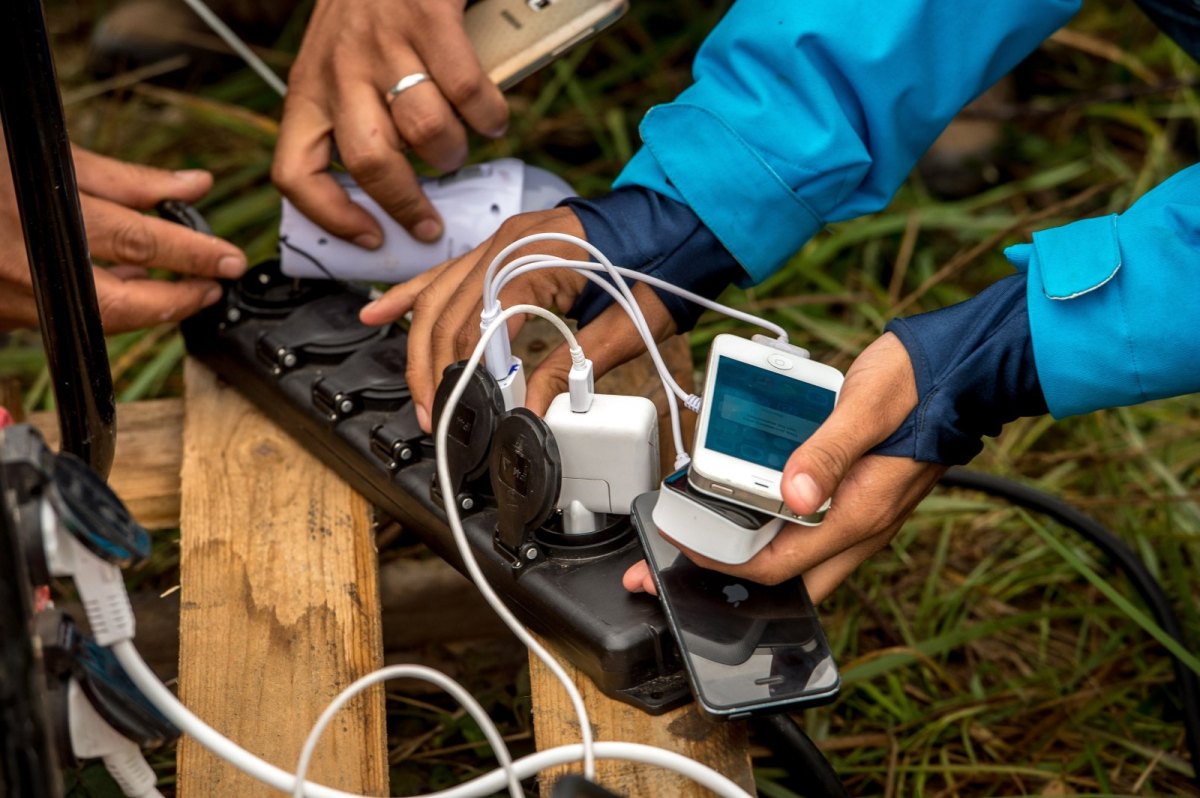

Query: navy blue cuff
<box><xmin>872</xmin><ymin>274</ymin><xmax>1048</xmax><ymax>465</ymax></box>
<box><xmin>560</xmin><ymin>186</ymin><xmax>748</xmax><ymax>332</ymax></box>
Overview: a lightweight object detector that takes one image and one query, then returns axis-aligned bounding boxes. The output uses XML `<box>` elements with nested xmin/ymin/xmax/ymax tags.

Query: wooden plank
<box><xmin>514</xmin><ymin>327</ymin><xmax>755</xmax><ymax>794</ymax></box>
<box><xmin>29</xmin><ymin>398</ymin><xmax>183</xmax><ymax>530</ymax></box>
<box><xmin>529</xmin><ymin>634</ymin><xmax>756</xmax><ymax>795</ymax></box>
<box><xmin>176</xmin><ymin>360</ymin><xmax>387</xmax><ymax>798</ymax></box>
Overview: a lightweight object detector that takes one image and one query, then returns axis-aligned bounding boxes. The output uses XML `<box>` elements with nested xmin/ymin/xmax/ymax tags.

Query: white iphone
<box><xmin>689</xmin><ymin>334</ymin><xmax>844</xmax><ymax>524</ymax></box>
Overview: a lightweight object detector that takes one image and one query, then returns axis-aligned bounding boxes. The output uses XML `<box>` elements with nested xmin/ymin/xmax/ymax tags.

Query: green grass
<box><xmin>13</xmin><ymin>0</ymin><xmax>1200</xmax><ymax>795</ymax></box>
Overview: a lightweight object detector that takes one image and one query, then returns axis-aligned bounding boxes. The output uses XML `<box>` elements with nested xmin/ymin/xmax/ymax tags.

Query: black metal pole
<box><xmin>0</xmin><ymin>0</ymin><xmax>116</xmax><ymax>477</ymax></box>
<box><xmin>0</xmin><ymin>458</ymin><xmax>63</xmax><ymax>798</ymax></box>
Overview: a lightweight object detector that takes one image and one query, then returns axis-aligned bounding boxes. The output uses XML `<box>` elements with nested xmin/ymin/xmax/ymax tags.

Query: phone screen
<box><xmin>705</xmin><ymin>356</ymin><xmax>836</xmax><ymax>471</ymax></box>
<box><xmin>632</xmin><ymin>493</ymin><xmax>839</xmax><ymax>714</ymax></box>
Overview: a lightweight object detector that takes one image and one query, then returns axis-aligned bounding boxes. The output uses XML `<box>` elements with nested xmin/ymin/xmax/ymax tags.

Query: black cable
<box><xmin>0</xmin><ymin>0</ymin><xmax>116</xmax><ymax>477</ymax></box>
<box><xmin>939</xmin><ymin>467</ymin><xmax>1200</xmax><ymax>786</ymax></box>
<box><xmin>752</xmin><ymin>714</ymin><xmax>849</xmax><ymax>798</ymax></box>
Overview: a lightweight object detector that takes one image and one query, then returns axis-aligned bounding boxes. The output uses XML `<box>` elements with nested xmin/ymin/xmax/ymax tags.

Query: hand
<box><xmin>360</xmin><ymin>207</ymin><xmax>676</xmax><ymax>429</ymax></box>
<box><xmin>623</xmin><ymin>333</ymin><xmax>946</xmax><ymax>603</ymax></box>
<box><xmin>0</xmin><ymin>146</ymin><xmax>246</xmax><ymax>333</ymax></box>
<box><xmin>273</xmin><ymin>0</ymin><xmax>509</xmax><ymax>247</ymax></box>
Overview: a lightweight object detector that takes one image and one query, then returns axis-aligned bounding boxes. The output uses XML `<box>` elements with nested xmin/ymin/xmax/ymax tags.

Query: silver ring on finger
<box><xmin>386</xmin><ymin>72</ymin><xmax>431</xmax><ymax>104</ymax></box>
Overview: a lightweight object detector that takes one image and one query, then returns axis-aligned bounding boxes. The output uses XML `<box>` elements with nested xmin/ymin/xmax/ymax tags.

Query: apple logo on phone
<box><xmin>723</xmin><ymin>583</ymin><xmax>750</xmax><ymax>607</ymax></box>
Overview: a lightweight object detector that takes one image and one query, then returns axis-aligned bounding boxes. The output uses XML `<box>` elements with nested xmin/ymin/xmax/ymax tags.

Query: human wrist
<box><xmin>561</xmin><ymin>186</ymin><xmax>747</xmax><ymax>331</ymax></box>
<box><xmin>872</xmin><ymin>274</ymin><xmax>1048</xmax><ymax>465</ymax></box>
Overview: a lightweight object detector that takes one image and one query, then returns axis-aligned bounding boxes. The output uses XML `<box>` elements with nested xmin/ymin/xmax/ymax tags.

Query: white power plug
<box><xmin>544</xmin><ymin>393</ymin><xmax>659</xmax><ymax>519</ymax></box>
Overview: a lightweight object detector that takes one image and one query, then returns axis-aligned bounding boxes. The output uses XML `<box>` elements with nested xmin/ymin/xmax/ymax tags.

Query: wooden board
<box><xmin>513</xmin><ymin>326</ymin><xmax>756</xmax><ymax>794</ymax></box>
<box><xmin>29</xmin><ymin>398</ymin><xmax>183</xmax><ymax>530</ymax></box>
<box><xmin>529</xmin><ymin>638</ymin><xmax>756</xmax><ymax>795</ymax></box>
<box><xmin>175</xmin><ymin>360</ymin><xmax>387</xmax><ymax>797</ymax></box>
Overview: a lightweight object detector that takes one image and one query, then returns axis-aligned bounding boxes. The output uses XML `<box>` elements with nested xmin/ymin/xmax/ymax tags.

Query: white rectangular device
<box><xmin>544</xmin><ymin>392</ymin><xmax>659</xmax><ymax>516</ymax></box>
<box><xmin>689</xmin><ymin>334</ymin><xmax>844</xmax><ymax>523</ymax></box>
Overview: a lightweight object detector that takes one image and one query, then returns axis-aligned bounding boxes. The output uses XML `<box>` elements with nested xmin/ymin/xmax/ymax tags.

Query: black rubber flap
<box><xmin>490</xmin><ymin>409</ymin><xmax>561</xmax><ymax>551</ymax></box>
<box><xmin>431</xmin><ymin>361</ymin><xmax>505</xmax><ymax>486</ymax></box>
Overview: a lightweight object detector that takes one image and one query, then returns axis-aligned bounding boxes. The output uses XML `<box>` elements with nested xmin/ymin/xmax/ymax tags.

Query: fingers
<box><xmin>386</xmin><ymin>63</ymin><xmax>469</xmax><ymax>176</ymax></box>
<box><xmin>0</xmin><ymin>282</ymin><xmax>38</xmax><ymax>331</ymax></box>
<box><xmin>679</xmin><ymin>456</ymin><xmax>943</xmax><ymax>587</ymax></box>
<box><xmin>622</xmin><ymin>560</ymin><xmax>657</xmax><ymax>596</ymax></box>
<box><xmin>334</xmin><ymin>82</ymin><xmax>442</xmax><ymax>241</ymax></box>
<box><xmin>524</xmin><ymin>284</ymin><xmax>676</xmax><ymax>415</ymax></box>
<box><xmin>395</xmin><ymin>207</ymin><xmax>590</xmax><ymax>430</ymax></box>
<box><xmin>72</xmin><ymin>147</ymin><xmax>213</xmax><ymax>208</ymax></box>
<box><xmin>403</xmin><ymin>255</ymin><xmax>482</xmax><ymax>429</ymax></box>
<box><xmin>273</xmin><ymin>94</ymin><xmax>385</xmax><ymax>248</ymax></box>
<box><xmin>360</xmin><ymin>257</ymin><xmax>454</xmax><ymax>326</ymax></box>
<box><xmin>781</xmin><ymin>332</ymin><xmax>918</xmax><ymax>516</ymax></box>
<box><xmin>81</xmin><ymin>196</ymin><xmax>246</xmax><ymax>279</ymax></box>
<box><xmin>412</xmin><ymin>10</ymin><xmax>509</xmax><ymax>138</ymax></box>
<box><xmin>92</xmin><ymin>269</ymin><xmax>221</xmax><ymax>333</ymax></box>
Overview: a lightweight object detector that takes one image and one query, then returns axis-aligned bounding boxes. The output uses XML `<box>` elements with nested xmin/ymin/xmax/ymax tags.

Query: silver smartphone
<box><xmin>689</xmin><ymin>334</ymin><xmax>844</xmax><ymax>524</ymax></box>
<box><xmin>632</xmin><ymin>492</ymin><xmax>841</xmax><ymax>719</ymax></box>
<box><xmin>465</xmin><ymin>0</ymin><xmax>629</xmax><ymax>90</ymax></box>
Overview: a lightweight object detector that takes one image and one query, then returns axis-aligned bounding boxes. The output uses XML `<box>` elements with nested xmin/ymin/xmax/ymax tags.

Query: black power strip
<box><xmin>181</xmin><ymin>260</ymin><xmax>691</xmax><ymax>714</ymax></box>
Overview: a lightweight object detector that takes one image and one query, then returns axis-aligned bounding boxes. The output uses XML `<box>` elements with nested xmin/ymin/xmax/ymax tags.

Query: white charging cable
<box><xmin>294</xmin><ymin>665</ymin><xmax>520</xmax><ymax>798</ymax></box>
<box><xmin>492</xmin><ymin>258</ymin><xmax>691</xmax><ymax>466</ymax></box>
<box><xmin>114</xmin><ymin>641</ymin><xmax>751</xmax><ymax>798</ymax></box>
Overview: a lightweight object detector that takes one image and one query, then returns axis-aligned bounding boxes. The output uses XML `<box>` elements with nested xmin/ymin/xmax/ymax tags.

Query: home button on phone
<box><xmin>766</xmin><ymin>354</ymin><xmax>792</xmax><ymax>370</ymax></box>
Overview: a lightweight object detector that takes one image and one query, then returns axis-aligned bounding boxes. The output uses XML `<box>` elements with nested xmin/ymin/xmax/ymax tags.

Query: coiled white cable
<box><xmin>115</xmin><ymin>638</ymin><xmax>755</xmax><ymax>798</ymax></box>
<box><xmin>293</xmin><ymin>665</ymin><xmax>520</xmax><ymax>798</ymax></box>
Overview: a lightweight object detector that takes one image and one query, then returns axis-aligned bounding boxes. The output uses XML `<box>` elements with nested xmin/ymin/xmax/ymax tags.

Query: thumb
<box><xmin>780</xmin><ymin>333</ymin><xmax>918</xmax><ymax>515</ymax></box>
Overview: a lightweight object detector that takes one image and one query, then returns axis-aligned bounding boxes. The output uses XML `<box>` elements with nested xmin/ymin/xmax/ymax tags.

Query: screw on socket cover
<box><xmin>489</xmin><ymin>409</ymin><xmax>561</xmax><ymax>567</ymax></box>
<box><xmin>431</xmin><ymin>362</ymin><xmax>505</xmax><ymax>496</ymax></box>
<box><xmin>226</xmin><ymin>259</ymin><xmax>336</xmax><ymax>322</ymax></box>
<box><xmin>370</xmin><ymin>407</ymin><xmax>428</xmax><ymax>471</ymax></box>
<box><xmin>312</xmin><ymin>331</ymin><xmax>410</xmax><ymax>422</ymax></box>
<box><xmin>256</xmin><ymin>292</ymin><xmax>385</xmax><ymax>374</ymax></box>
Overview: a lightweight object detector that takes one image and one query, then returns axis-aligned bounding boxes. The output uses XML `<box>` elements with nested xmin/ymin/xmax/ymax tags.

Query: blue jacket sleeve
<box><xmin>1006</xmin><ymin>163</ymin><xmax>1200</xmax><ymax>418</ymax></box>
<box><xmin>615</xmin><ymin>0</ymin><xmax>1081</xmax><ymax>283</ymax></box>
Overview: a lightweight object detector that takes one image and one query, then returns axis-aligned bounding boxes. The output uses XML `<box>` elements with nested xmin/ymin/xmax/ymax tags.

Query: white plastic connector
<box><xmin>479</xmin><ymin>305</ymin><xmax>516</xmax><ymax>383</ymax></box>
<box><xmin>68</xmin><ymin>680</ymin><xmax>164</xmax><ymax>798</ymax></box>
<box><xmin>496</xmin><ymin>356</ymin><xmax>526</xmax><ymax>411</ymax></box>
<box><xmin>568</xmin><ymin>356</ymin><xmax>594</xmax><ymax>413</ymax></box>
<box><xmin>41</xmin><ymin>500</ymin><xmax>136</xmax><ymax>646</ymax></box>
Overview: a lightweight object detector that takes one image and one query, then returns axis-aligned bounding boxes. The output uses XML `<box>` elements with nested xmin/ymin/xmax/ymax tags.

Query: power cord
<box><xmin>939</xmin><ymin>467</ymin><xmax>1200</xmax><ymax>788</ymax></box>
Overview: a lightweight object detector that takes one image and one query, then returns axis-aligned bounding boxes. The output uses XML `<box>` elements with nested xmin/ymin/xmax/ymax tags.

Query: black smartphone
<box><xmin>631</xmin><ymin>491</ymin><xmax>840</xmax><ymax>719</ymax></box>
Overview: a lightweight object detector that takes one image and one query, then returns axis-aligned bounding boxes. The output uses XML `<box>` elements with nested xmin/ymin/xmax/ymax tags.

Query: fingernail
<box><xmin>791</xmin><ymin>473</ymin><xmax>823</xmax><ymax>511</ymax></box>
<box><xmin>487</xmin><ymin>123</ymin><xmax>508</xmax><ymax>139</ymax></box>
<box><xmin>217</xmin><ymin>254</ymin><xmax>247</xmax><ymax>279</ymax></box>
<box><xmin>173</xmin><ymin>169</ymin><xmax>209</xmax><ymax>183</ymax></box>
<box><xmin>416</xmin><ymin>404</ymin><xmax>431</xmax><ymax>431</ymax></box>
<box><xmin>202</xmin><ymin>286</ymin><xmax>223</xmax><ymax>306</ymax></box>
<box><xmin>413</xmin><ymin>219</ymin><xmax>442</xmax><ymax>243</ymax></box>
<box><xmin>353</xmin><ymin>232</ymin><xmax>382</xmax><ymax>250</ymax></box>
